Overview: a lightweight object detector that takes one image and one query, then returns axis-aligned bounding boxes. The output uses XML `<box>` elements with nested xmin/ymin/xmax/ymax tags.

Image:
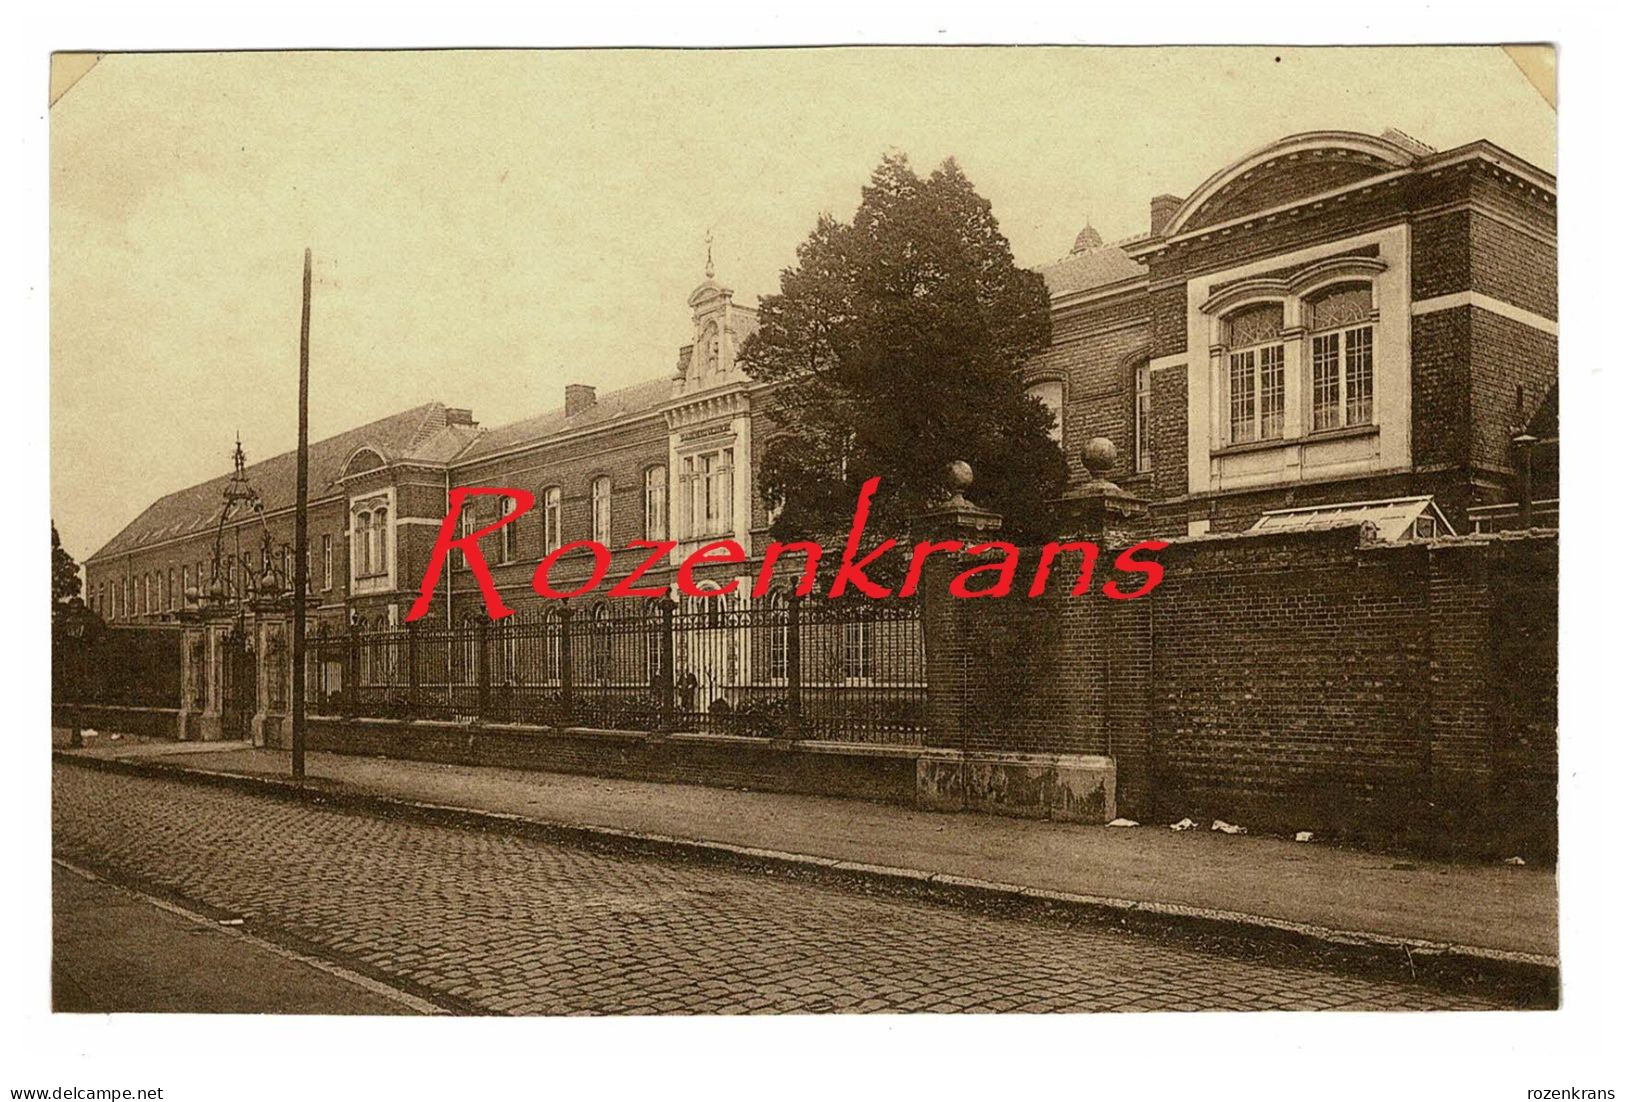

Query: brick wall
<box><xmin>921</xmin><ymin>526</ymin><xmax>1557</xmax><ymax>858</ymax></box>
<box><xmin>1469</xmin><ymin>307</ymin><xmax>1558</xmax><ymax>471</ymax></box>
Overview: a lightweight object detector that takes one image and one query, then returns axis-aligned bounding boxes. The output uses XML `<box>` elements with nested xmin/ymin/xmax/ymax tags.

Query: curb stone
<box><xmin>53</xmin><ymin>749</ymin><xmax>1559</xmax><ymax>1008</ymax></box>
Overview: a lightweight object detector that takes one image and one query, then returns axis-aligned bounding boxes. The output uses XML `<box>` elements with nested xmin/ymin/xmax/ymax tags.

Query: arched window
<box><xmin>370</xmin><ymin>506</ymin><xmax>389</xmax><ymax>577</ymax></box>
<box><xmin>498</xmin><ymin>496</ymin><xmax>518</xmax><ymax>565</ymax></box>
<box><xmin>1025</xmin><ymin>378</ymin><xmax>1065</xmax><ymax>447</ymax></box>
<box><xmin>1223</xmin><ymin>303</ymin><xmax>1286</xmax><ymax>445</ymax></box>
<box><xmin>645</xmin><ymin>601</ymin><xmax>665</xmax><ymax>685</ymax></box>
<box><xmin>459</xmin><ymin>614</ymin><xmax>479</xmax><ymax>687</ymax></box>
<box><xmin>644</xmin><ymin>466</ymin><xmax>667</xmax><ymax>541</ymax></box>
<box><xmin>1134</xmin><ymin>362</ymin><xmax>1152</xmax><ymax>473</ymax></box>
<box><xmin>376</xmin><ymin>616</ymin><xmax>395</xmax><ymax>683</ymax></box>
<box><xmin>590</xmin><ymin>603</ymin><xmax>611</xmax><ymax>683</ymax></box>
<box><xmin>542</xmin><ymin>487</ymin><xmax>562</xmax><ymax>555</ymax></box>
<box><xmin>768</xmin><ymin>591</ymin><xmax>790</xmax><ymax>682</ymax></box>
<box><xmin>358</xmin><ymin>618</ymin><xmax>373</xmax><ymax>685</ymax></box>
<box><xmin>355</xmin><ymin>511</ymin><xmax>372</xmax><ymax>576</ymax></box>
<box><xmin>544</xmin><ymin>609</ymin><xmax>563</xmax><ymax>684</ymax></box>
<box><xmin>168</xmin><ymin>567</ymin><xmax>177</xmax><ymax>611</ymax></box>
<box><xmin>591</xmin><ymin>477</ymin><xmax>612</xmax><ymax>545</ymax></box>
<box><xmin>1306</xmin><ymin>283</ymin><xmax>1376</xmax><ymax>432</ymax></box>
<box><xmin>181</xmin><ymin>565</ymin><xmax>191</xmax><ymax>605</ymax></box>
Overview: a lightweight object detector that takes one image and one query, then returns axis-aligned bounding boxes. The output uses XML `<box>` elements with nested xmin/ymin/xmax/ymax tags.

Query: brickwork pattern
<box><xmin>923</xmin><ymin>528</ymin><xmax>1557</xmax><ymax>858</ymax></box>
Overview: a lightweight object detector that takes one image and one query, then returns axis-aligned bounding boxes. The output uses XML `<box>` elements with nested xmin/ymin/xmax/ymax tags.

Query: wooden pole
<box><xmin>291</xmin><ymin>247</ymin><xmax>312</xmax><ymax>780</ymax></box>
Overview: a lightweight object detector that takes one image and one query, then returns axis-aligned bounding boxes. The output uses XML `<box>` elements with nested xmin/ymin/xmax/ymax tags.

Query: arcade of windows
<box><xmin>498</xmin><ymin>465</ymin><xmax>669</xmax><ymax>564</ymax></box>
<box><xmin>1220</xmin><ymin>282</ymin><xmax>1376</xmax><ymax>448</ymax></box>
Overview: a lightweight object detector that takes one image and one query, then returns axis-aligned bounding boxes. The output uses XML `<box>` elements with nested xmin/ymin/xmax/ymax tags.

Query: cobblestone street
<box><xmin>52</xmin><ymin>764</ymin><xmax>1509</xmax><ymax>1014</ymax></box>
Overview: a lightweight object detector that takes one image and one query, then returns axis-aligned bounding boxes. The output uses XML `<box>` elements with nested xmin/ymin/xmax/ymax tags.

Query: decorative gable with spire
<box><xmin>675</xmin><ymin>237</ymin><xmax>759</xmax><ymax>397</ymax></box>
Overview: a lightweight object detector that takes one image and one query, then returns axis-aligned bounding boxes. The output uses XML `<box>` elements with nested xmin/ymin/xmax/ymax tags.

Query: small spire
<box><xmin>704</xmin><ymin>230</ymin><xmax>715</xmax><ymax>280</ymax></box>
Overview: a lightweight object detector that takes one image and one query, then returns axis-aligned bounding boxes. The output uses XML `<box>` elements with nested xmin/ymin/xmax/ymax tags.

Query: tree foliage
<box><xmin>740</xmin><ymin>155</ymin><xmax>1067</xmax><ymax>545</ymax></box>
<box><xmin>52</xmin><ymin>523</ymin><xmax>83</xmax><ymax>610</ymax></box>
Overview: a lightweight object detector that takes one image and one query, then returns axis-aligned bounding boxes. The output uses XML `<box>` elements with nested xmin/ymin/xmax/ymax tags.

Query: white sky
<box><xmin>49</xmin><ymin>46</ymin><xmax>1555</xmax><ymax>562</ymax></box>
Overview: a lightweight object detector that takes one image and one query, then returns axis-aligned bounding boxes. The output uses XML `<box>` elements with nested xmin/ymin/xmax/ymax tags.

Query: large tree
<box><xmin>52</xmin><ymin>523</ymin><xmax>83</xmax><ymax>613</ymax></box>
<box><xmin>740</xmin><ymin>155</ymin><xmax>1066</xmax><ymax>547</ymax></box>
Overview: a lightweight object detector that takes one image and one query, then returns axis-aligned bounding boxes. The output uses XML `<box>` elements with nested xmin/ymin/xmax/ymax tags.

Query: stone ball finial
<box><xmin>947</xmin><ymin>460</ymin><xmax>974</xmax><ymax>492</ymax></box>
<box><xmin>1081</xmin><ymin>436</ymin><xmax>1117</xmax><ymax>478</ymax></box>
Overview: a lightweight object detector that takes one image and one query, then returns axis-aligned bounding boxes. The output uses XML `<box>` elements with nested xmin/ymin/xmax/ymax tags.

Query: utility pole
<box><xmin>291</xmin><ymin>248</ymin><xmax>312</xmax><ymax>780</ymax></box>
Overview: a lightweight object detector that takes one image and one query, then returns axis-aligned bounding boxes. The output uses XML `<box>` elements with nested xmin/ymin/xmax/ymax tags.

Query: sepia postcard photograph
<box><xmin>14</xmin><ymin>11</ymin><xmax>1615</xmax><ymax>1102</ymax></box>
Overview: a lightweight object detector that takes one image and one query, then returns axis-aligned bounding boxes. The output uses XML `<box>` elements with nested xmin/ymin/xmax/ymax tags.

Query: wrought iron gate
<box><xmin>220</xmin><ymin>625</ymin><xmax>256</xmax><ymax>741</ymax></box>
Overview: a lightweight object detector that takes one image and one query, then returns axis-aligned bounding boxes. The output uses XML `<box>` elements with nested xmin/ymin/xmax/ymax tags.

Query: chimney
<box><xmin>565</xmin><ymin>384</ymin><xmax>597</xmax><ymax>416</ymax></box>
<box><xmin>444</xmin><ymin>407</ymin><xmax>476</xmax><ymax>427</ymax></box>
<box><xmin>1150</xmin><ymin>194</ymin><xmax>1182</xmax><ymax>236</ymax></box>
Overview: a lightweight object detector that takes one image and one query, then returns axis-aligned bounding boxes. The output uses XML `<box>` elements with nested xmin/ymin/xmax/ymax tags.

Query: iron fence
<box><xmin>310</xmin><ymin>595</ymin><xmax>926</xmax><ymax>745</ymax></box>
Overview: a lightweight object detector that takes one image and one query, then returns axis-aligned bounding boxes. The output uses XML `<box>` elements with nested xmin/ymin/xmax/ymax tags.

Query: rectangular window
<box><xmin>1134</xmin><ymin>364</ymin><xmax>1151</xmax><ymax>472</ymax></box>
<box><xmin>499</xmin><ymin>496</ymin><xmax>518</xmax><ymax>564</ymax></box>
<box><xmin>842</xmin><ymin>618</ymin><xmax>875</xmax><ymax>681</ymax></box>
<box><xmin>1345</xmin><ymin>326</ymin><xmax>1374</xmax><ymax>427</ymax></box>
<box><xmin>1312</xmin><ymin>333</ymin><xmax>1342</xmax><ymax>431</ymax></box>
<box><xmin>679</xmin><ymin>448</ymin><xmax>735</xmax><ymax>538</ymax></box>
<box><xmin>1228</xmin><ymin>350</ymin><xmax>1257</xmax><ymax>444</ymax></box>
<box><xmin>322</xmin><ymin>535</ymin><xmax>333</xmax><ymax>591</ymax></box>
<box><xmin>644</xmin><ymin>466</ymin><xmax>668</xmax><ymax>541</ymax></box>
<box><xmin>543</xmin><ymin>488</ymin><xmax>562</xmax><ymax>554</ymax></box>
<box><xmin>591</xmin><ymin>477</ymin><xmax>612</xmax><ymax>545</ymax></box>
<box><xmin>1258</xmin><ymin>345</ymin><xmax>1285</xmax><ymax>441</ymax></box>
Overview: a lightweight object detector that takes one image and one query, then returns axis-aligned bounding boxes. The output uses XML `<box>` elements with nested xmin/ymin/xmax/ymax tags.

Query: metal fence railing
<box><xmin>309</xmin><ymin>596</ymin><xmax>926</xmax><ymax>746</ymax></box>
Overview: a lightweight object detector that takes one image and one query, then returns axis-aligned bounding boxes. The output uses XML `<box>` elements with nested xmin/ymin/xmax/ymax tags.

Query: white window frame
<box><xmin>542</xmin><ymin>487</ymin><xmax>562</xmax><ymax>555</ymax></box>
<box><xmin>1223</xmin><ymin>304</ymin><xmax>1287</xmax><ymax>446</ymax></box>
<box><xmin>644</xmin><ymin>465</ymin><xmax>668</xmax><ymax>541</ymax></box>
<box><xmin>591</xmin><ymin>476</ymin><xmax>612</xmax><ymax>545</ymax></box>
<box><xmin>1307</xmin><ymin>285</ymin><xmax>1377</xmax><ymax>433</ymax></box>
<box><xmin>1134</xmin><ymin>362</ymin><xmax>1152</xmax><ymax>472</ymax></box>
<box><xmin>680</xmin><ymin>447</ymin><xmax>734</xmax><ymax>539</ymax></box>
<box><xmin>498</xmin><ymin>495</ymin><xmax>518</xmax><ymax>564</ymax></box>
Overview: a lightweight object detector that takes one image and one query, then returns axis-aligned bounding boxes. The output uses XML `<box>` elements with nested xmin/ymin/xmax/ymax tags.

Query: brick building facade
<box><xmin>84</xmin><ymin>128</ymin><xmax>1557</xmax><ymax>626</ymax></box>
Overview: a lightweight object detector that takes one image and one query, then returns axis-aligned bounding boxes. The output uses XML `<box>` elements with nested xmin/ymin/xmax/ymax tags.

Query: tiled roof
<box><xmin>455</xmin><ymin>376</ymin><xmax>674</xmax><ymax>465</ymax></box>
<box><xmin>1037</xmin><ymin>245</ymin><xmax>1146</xmax><ymax>300</ymax></box>
<box><xmin>89</xmin><ymin>402</ymin><xmax>454</xmax><ymax>561</ymax></box>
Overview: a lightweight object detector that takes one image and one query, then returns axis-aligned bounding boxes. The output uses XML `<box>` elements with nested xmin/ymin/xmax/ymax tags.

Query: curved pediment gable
<box><xmin>340</xmin><ymin>445</ymin><xmax>388</xmax><ymax>481</ymax></box>
<box><xmin>1167</xmin><ymin>132</ymin><xmax>1420</xmax><ymax>237</ymax></box>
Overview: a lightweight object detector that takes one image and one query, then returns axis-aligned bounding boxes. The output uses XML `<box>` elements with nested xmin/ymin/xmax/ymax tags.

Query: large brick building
<box><xmin>83</xmin><ymin>128</ymin><xmax>1557</xmax><ymax>628</ymax></box>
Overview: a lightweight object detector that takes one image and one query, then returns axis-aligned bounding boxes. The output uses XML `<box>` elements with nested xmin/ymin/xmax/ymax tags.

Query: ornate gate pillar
<box><xmin>251</xmin><ymin>595</ymin><xmax>292</xmax><ymax>749</ymax></box>
<box><xmin>176</xmin><ymin>611</ymin><xmax>208</xmax><ymax>741</ymax></box>
<box><xmin>193</xmin><ymin>607</ymin><xmax>236</xmax><ymax>742</ymax></box>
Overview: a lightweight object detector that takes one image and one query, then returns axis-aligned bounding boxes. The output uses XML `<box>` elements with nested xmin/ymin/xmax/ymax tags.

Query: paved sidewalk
<box><xmin>53</xmin><ymin>860</ymin><xmax>422</xmax><ymax>1014</ymax></box>
<box><xmin>58</xmin><ymin>738</ymin><xmax>1557</xmax><ymax>961</ymax></box>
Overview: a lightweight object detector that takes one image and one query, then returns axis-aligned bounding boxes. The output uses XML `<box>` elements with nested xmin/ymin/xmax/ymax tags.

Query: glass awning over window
<box><xmin>1249</xmin><ymin>496</ymin><xmax>1456</xmax><ymax>542</ymax></box>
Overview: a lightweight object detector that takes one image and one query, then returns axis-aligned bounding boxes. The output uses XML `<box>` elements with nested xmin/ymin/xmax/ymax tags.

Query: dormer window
<box><xmin>1307</xmin><ymin>284</ymin><xmax>1375</xmax><ymax>432</ymax></box>
<box><xmin>1224</xmin><ymin>303</ymin><xmax>1285</xmax><ymax>445</ymax></box>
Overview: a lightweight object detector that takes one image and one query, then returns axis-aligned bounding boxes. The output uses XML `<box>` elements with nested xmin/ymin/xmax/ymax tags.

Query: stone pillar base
<box><xmin>916</xmin><ymin>751</ymin><xmax>1116</xmax><ymax>823</ymax></box>
<box><xmin>252</xmin><ymin>713</ymin><xmax>290</xmax><ymax>749</ymax></box>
